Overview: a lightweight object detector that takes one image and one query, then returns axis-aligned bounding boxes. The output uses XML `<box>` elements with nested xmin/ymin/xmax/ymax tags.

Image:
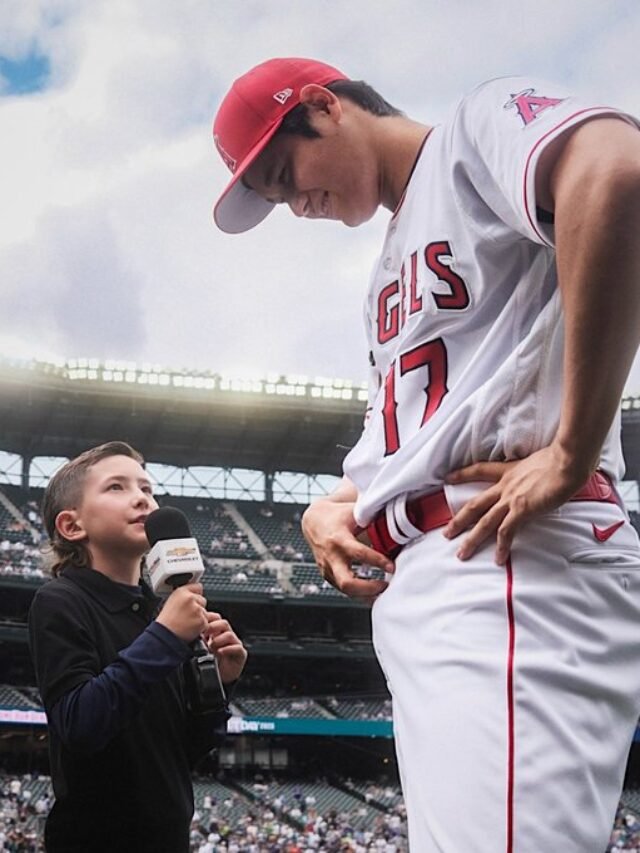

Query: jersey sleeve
<box><xmin>455</xmin><ymin>76</ymin><xmax>639</xmax><ymax>246</ymax></box>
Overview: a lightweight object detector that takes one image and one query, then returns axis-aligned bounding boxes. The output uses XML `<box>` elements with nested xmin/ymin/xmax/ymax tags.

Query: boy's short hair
<box><xmin>277</xmin><ymin>79</ymin><xmax>403</xmax><ymax>138</ymax></box>
<box><xmin>42</xmin><ymin>441</ymin><xmax>144</xmax><ymax>577</ymax></box>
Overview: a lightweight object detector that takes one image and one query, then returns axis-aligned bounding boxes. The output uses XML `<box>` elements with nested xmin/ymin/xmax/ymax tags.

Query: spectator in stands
<box><xmin>28</xmin><ymin>441</ymin><xmax>247</xmax><ymax>853</ymax></box>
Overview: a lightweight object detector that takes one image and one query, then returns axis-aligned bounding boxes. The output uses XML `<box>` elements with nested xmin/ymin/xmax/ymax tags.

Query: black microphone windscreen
<box><xmin>144</xmin><ymin>506</ymin><xmax>192</xmax><ymax>547</ymax></box>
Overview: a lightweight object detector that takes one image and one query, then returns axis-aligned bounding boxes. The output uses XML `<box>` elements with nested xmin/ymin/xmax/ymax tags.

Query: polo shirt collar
<box><xmin>60</xmin><ymin>564</ymin><xmax>160</xmax><ymax>615</ymax></box>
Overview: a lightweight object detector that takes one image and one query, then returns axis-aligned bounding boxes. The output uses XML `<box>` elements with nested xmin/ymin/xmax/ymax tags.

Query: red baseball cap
<box><xmin>212</xmin><ymin>57</ymin><xmax>348</xmax><ymax>234</ymax></box>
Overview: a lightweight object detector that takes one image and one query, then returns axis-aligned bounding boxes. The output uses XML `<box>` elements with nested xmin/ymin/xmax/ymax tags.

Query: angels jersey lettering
<box><xmin>343</xmin><ymin>76</ymin><xmax>639</xmax><ymax>527</ymax></box>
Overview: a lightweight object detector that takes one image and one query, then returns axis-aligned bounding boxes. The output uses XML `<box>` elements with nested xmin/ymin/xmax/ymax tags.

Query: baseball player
<box><xmin>212</xmin><ymin>57</ymin><xmax>640</xmax><ymax>851</ymax></box>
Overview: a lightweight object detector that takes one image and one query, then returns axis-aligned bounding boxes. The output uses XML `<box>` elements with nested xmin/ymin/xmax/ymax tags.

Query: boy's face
<box><xmin>63</xmin><ymin>454</ymin><xmax>158</xmax><ymax>558</ymax></box>
<box><xmin>243</xmin><ymin>91</ymin><xmax>381</xmax><ymax>228</ymax></box>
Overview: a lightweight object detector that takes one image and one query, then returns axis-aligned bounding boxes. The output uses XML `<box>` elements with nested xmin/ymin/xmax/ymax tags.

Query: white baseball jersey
<box><xmin>342</xmin><ymin>76</ymin><xmax>639</xmax><ymax>528</ymax></box>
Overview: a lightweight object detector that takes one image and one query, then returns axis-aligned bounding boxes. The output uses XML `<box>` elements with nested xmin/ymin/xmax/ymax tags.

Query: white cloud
<box><xmin>0</xmin><ymin>0</ymin><xmax>639</xmax><ymax>393</ymax></box>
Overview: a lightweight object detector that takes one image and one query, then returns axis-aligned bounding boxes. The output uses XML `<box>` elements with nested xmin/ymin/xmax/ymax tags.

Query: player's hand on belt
<box><xmin>443</xmin><ymin>445</ymin><xmax>591</xmax><ymax>565</ymax></box>
<box><xmin>301</xmin><ymin>499</ymin><xmax>394</xmax><ymax>603</ymax></box>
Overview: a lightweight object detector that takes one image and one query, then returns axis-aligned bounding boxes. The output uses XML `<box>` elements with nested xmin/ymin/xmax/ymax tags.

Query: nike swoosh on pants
<box><xmin>592</xmin><ymin>520</ymin><xmax>625</xmax><ymax>542</ymax></box>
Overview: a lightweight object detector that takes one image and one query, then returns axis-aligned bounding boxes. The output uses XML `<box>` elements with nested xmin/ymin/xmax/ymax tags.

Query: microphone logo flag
<box><xmin>146</xmin><ymin>537</ymin><xmax>204</xmax><ymax>595</ymax></box>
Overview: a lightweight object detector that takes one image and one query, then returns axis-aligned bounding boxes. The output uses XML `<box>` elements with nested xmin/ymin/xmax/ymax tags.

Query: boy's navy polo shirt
<box><xmin>28</xmin><ymin>565</ymin><xmax>229</xmax><ymax>853</ymax></box>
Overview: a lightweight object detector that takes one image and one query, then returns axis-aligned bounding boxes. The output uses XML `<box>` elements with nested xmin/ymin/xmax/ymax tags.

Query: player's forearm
<box><xmin>323</xmin><ymin>475</ymin><xmax>359</xmax><ymax>504</ymax></box>
<box><xmin>552</xmin><ymin>126</ymin><xmax>640</xmax><ymax>475</ymax></box>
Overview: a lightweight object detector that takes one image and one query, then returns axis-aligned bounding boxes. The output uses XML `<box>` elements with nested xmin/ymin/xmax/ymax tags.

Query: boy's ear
<box><xmin>55</xmin><ymin>510</ymin><xmax>87</xmax><ymax>542</ymax></box>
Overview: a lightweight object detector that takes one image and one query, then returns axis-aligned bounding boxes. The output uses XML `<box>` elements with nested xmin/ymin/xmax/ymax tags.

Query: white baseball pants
<box><xmin>371</xmin><ymin>483</ymin><xmax>640</xmax><ymax>852</ymax></box>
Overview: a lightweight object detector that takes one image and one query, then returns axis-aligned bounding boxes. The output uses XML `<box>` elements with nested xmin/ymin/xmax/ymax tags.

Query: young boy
<box><xmin>28</xmin><ymin>441</ymin><xmax>247</xmax><ymax>853</ymax></box>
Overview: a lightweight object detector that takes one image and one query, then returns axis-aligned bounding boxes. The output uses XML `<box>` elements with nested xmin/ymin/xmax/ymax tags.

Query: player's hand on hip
<box><xmin>301</xmin><ymin>499</ymin><xmax>394</xmax><ymax>603</ymax></box>
<box><xmin>443</xmin><ymin>445</ymin><xmax>591</xmax><ymax>565</ymax></box>
<box><xmin>202</xmin><ymin>611</ymin><xmax>248</xmax><ymax>684</ymax></box>
<box><xmin>156</xmin><ymin>583</ymin><xmax>209</xmax><ymax>643</ymax></box>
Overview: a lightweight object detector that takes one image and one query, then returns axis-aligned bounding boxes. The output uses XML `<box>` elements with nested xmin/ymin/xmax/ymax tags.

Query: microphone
<box><xmin>144</xmin><ymin>506</ymin><xmax>204</xmax><ymax>594</ymax></box>
<box><xmin>144</xmin><ymin>506</ymin><xmax>227</xmax><ymax>714</ymax></box>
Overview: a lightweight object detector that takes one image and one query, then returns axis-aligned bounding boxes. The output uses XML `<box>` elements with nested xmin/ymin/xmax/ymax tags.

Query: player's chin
<box><xmin>342</xmin><ymin>207</ymin><xmax>376</xmax><ymax>228</ymax></box>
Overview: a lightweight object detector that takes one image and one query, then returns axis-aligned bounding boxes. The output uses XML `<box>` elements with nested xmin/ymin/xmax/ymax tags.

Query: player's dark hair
<box><xmin>278</xmin><ymin>79</ymin><xmax>403</xmax><ymax>138</ymax></box>
<box><xmin>42</xmin><ymin>441</ymin><xmax>145</xmax><ymax>577</ymax></box>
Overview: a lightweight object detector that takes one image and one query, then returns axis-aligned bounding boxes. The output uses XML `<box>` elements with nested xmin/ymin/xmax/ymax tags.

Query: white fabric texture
<box><xmin>371</xmin><ymin>484</ymin><xmax>640</xmax><ymax>851</ymax></box>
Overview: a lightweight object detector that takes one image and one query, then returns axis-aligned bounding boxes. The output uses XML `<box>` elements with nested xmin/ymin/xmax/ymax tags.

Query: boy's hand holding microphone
<box><xmin>145</xmin><ymin>508</ymin><xmax>247</xmax><ymax>700</ymax></box>
<box><xmin>155</xmin><ymin>582</ymin><xmax>209</xmax><ymax>643</ymax></box>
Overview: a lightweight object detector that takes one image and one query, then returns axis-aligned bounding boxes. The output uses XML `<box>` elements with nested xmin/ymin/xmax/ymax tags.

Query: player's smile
<box><xmin>244</xmin><ymin>123</ymin><xmax>379</xmax><ymax>228</ymax></box>
<box><xmin>245</xmin><ymin>147</ymin><xmax>338</xmax><ymax>221</ymax></box>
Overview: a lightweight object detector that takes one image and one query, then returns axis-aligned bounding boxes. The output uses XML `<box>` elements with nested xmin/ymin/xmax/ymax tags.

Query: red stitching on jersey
<box><xmin>506</xmin><ymin>556</ymin><xmax>516</xmax><ymax>853</ymax></box>
<box><xmin>522</xmin><ymin>107</ymin><xmax>620</xmax><ymax>245</ymax></box>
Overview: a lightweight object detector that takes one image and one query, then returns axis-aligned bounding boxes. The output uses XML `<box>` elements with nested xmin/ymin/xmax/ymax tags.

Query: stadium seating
<box><xmin>0</xmin><ymin>684</ymin><xmax>40</xmax><ymax>710</ymax></box>
<box><xmin>0</xmin><ymin>769</ymin><xmax>409</xmax><ymax>849</ymax></box>
<box><xmin>234</xmin><ymin>697</ymin><xmax>332</xmax><ymax>719</ymax></box>
<box><xmin>621</xmin><ymin>788</ymin><xmax>640</xmax><ymax>813</ymax></box>
<box><xmin>231</xmin><ymin>776</ymin><xmax>402</xmax><ymax>834</ymax></box>
<box><xmin>236</xmin><ymin>500</ymin><xmax>313</xmax><ymax>562</ymax></box>
<box><xmin>343</xmin><ymin>778</ymin><xmax>405</xmax><ymax>810</ymax></box>
<box><xmin>322</xmin><ymin>696</ymin><xmax>393</xmax><ymax>721</ymax></box>
<box><xmin>0</xmin><ymin>767</ymin><xmax>638</xmax><ymax>850</ymax></box>
<box><xmin>157</xmin><ymin>495</ymin><xmax>260</xmax><ymax>560</ymax></box>
<box><xmin>0</xmin><ymin>683</ymin><xmax>392</xmax><ymax>722</ymax></box>
<box><xmin>3</xmin><ymin>483</ymin><xmax>639</xmax><ymax>600</ymax></box>
<box><xmin>289</xmin><ymin>564</ymin><xmax>342</xmax><ymax>598</ymax></box>
<box><xmin>192</xmin><ymin>777</ymin><xmax>254</xmax><ymax>827</ymax></box>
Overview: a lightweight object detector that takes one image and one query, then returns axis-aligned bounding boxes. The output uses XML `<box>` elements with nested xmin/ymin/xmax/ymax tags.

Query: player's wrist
<box><xmin>549</xmin><ymin>436</ymin><xmax>598</xmax><ymax>485</ymax></box>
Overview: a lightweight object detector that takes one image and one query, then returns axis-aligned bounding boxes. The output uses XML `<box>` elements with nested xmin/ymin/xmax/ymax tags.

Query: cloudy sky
<box><xmin>1</xmin><ymin>0</ymin><xmax>639</xmax><ymax>390</ymax></box>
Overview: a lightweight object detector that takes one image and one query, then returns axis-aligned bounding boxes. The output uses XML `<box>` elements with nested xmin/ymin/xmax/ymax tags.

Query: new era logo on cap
<box><xmin>212</xmin><ymin>57</ymin><xmax>348</xmax><ymax>234</ymax></box>
<box><xmin>273</xmin><ymin>88</ymin><xmax>293</xmax><ymax>105</ymax></box>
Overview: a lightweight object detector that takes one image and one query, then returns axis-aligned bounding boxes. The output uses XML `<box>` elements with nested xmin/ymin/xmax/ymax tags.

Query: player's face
<box><xmin>69</xmin><ymin>455</ymin><xmax>158</xmax><ymax>559</ymax></box>
<box><xmin>244</xmin><ymin>109</ymin><xmax>380</xmax><ymax>227</ymax></box>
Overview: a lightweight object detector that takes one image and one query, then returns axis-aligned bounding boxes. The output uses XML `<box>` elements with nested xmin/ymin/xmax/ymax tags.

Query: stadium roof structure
<box><xmin>3</xmin><ymin>356</ymin><xmax>640</xmax><ymax>481</ymax></box>
<box><xmin>0</xmin><ymin>357</ymin><xmax>367</xmax><ymax>476</ymax></box>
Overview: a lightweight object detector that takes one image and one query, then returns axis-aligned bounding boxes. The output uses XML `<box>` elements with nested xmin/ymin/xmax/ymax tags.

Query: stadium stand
<box><xmin>0</xmin><ymin>767</ymin><xmax>638</xmax><ymax>850</ymax></box>
<box><xmin>0</xmin><ymin>684</ymin><xmax>395</xmax><ymax>725</ymax></box>
<box><xmin>0</xmin><ymin>769</ymin><xmax>409</xmax><ymax>851</ymax></box>
<box><xmin>2</xmin><ymin>364</ymin><xmax>640</xmax><ymax>850</ymax></box>
<box><xmin>201</xmin><ymin>564</ymin><xmax>285</xmax><ymax>599</ymax></box>
<box><xmin>290</xmin><ymin>564</ymin><xmax>342</xmax><ymax>598</ymax></box>
<box><xmin>1</xmin><ymin>485</ymin><xmax>639</xmax><ymax>597</ymax></box>
<box><xmin>608</xmin><ymin>802</ymin><xmax>640</xmax><ymax>851</ymax></box>
<box><xmin>233</xmin><ymin>698</ymin><xmax>333</xmax><ymax>720</ymax></box>
<box><xmin>236</xmin><ymin>501</ymin><xmax>313</xmax><ymax>562</ymax></box>
<box><xmin>323</xmin><ymin>696</ymin><xmax>393</xmax><ymax>721</ymax></box>
<box><xmin>0</xmin><ymin>685</ymin><xmax>39</xmax><ymax>710</ymax></box>
<box><xmin>621</xmin><ymin>789</ymin><xmax>640</xmax><ymax>813</ymax></box>
<box><xmin>160</xmin><ymin>496</ymin><xmax>261</xmax><ymax>561</ymax></box>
